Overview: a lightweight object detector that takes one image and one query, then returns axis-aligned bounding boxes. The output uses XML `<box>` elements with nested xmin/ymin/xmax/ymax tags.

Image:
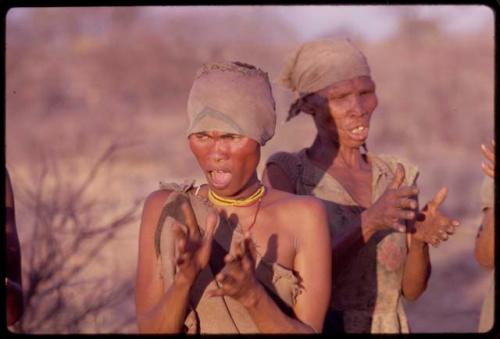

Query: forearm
<box><xmin>402</xmin><ymin>238</ymin><xmax>430</xmax><ymax>301</ymax></box>
<box><xmin>244</xmin><ymin>283</ymin><xmax>316</xmax><ymax>333</ymax></box>
<box><xmin>475</xmin><ymin>208</ymin><xmax>494</xmax><ymax>269</ymax></box>
<box><xmin>137</xmin><ymin>276</ymin><xmax>193</xmax><ymax>333</ymax></box>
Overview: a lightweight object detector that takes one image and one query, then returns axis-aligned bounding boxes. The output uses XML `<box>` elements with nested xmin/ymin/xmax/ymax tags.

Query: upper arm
<box><xmin>291</xmin><ymin>198</ymin><xmax>332</xmax><ymax>332</ymax></box>
<box><xmin>263</xmin><ymin>163</ymin><xmax>295</xmax><ymax>193</ymax></box>
<box><xmin>135</xmin><ymin>189</ymin><xmax>172</xmax><ymax>315</ymax></box>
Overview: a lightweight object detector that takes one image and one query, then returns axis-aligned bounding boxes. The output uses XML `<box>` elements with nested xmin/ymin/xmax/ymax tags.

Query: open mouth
<box><xmin>208</xmin><ymin>169</ymin><xmax>233</xmax><ymax>189</ymax></box>
<box><xmin>348</xmin><ymin>125</ymin><xmax>369</xmax><ymax>141</ymax></box>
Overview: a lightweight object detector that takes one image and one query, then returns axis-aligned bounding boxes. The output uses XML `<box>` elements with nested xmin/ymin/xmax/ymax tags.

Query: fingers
<box><xmin>204</xmin><ymin>209</ymin><xmax>217</xmax><ymax>241</ymax></box>
<box><xmin>228</xmin><ymin>236</ymin><xmax>256</xmax><ymax>272</ymax></box>
<box><xmin>481</xmin><ymin>142</ymin><xmax>495</xmax><ymax>178</ymax></box>
<box><xmin>481</xmin><ymin>162</ymin><xmax>494</xmax><ymax>179</ymax></box>
<box><xmin>443</xmin><ymin>220</ymin><xmax>460</xmax><ymax>234</ymax></box>
<box><xmin>173</xmin><ymin>222</ymin><xmax>187</xmax><ymax>253</ymax></box>
<box><xmin>393</xmin><ymin>210</ymin><xmax>415</xmax><ymax>220</ymax></box>
<box><xmin>429</xmin><ymin>219</ymin><xmax>460</xmax><ymax>245</ymax></box>
<box><xmin>389</xmin><ymin>163</ymin><xmax>406</xmax><ymax>189</ymax></box>
<box><xmin>391</xmin><ymin>221</ymin><xmax>406</xmax><ymax>233</ymax></box>
<box><xmin>481</xmin><ymin>142</ymin><xmax>495</xmax><ymax>163</ymax></box>
<box><xmin>198</xmin><ymin>209</ymin><xmax>217</xmax><ymax>259</ymax></box>
<box><xmin>427</xmin><ymin>187</ymin><xmax>448</xmax><ymax>211</ymax></box>
<box><xmin>437</xmin><ymin>229</ymin><xmax>449</xmax><ymax>241</ymax></box>
<box><xmin>180</xmin><ymin>198</ymin><xmax>199</xmax><ymax>239</ymax></box>
<box><xmin>398</xmin><ymin>197</ymin><xmax>418</xmax><ymax>210</ymax></box>
<box><xmin>240</xmin><ymin>236</ymin><xmax>256</xmax><ymax>271</ymax></box>
<box><xmin>216</xmin><ymin>271</ymin><xmax>237</xmax><ymax>286</ymax></box>
<box><xmin>395</xmin><ymin>186</ymin><xmax>419</xmax><ymax>198</ymax></box>
<box><xmin>207</xmin><ymin>272</ymin><xmax>239</xmax><ymax>298</ymax></box>
<box><xmin>207</xmin><ymin>271</ymin><xmax>237</xmax><ymax>298</ymax></box>
<box><xmin>430</xmin><ymin>236</ymin><xmax>441</xmax><ymax>247</ymax></box>
<box><xmin>173</xmin><ymin>222</ymin><xmax>193</xmax><ymax>267</ymax></box>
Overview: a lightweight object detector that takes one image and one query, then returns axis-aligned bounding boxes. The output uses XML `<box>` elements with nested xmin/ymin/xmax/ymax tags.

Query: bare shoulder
<box><xmin>144</xmin><ymin>189</ymin><xmax>173</xmax><ymax>210</ymax></box>
<box><xmin>139</xmin><ymin>189</ymin><xmax>175</xmax><ymax>232</ymax></box>
<box><xmin>266</xmin><ymin>187</ymin><xmax>323</xmax><ymax>209</ymax></box>
<box><xmin>265</xmin><ymin>187</ymin><xmax>326</xmax><ymax>226</ymax></box>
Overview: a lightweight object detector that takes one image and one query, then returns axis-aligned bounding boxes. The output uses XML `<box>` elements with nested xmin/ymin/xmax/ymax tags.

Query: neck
<box><xmin>208</xmin><ymin>173</ymin><xmax>265</xmax><ymax>207</ymax></box>
<box><xmin>308</xmin><ymin>135</ymin><xmax>365</xmax><ymax>170</ymax></box>
<box><xmin>230</xmin><ymin>173</ymin><xmax>261</xmax><ymax>199</ymax></box>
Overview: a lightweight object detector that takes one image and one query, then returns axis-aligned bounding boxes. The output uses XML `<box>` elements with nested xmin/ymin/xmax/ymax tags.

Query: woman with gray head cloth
<box><xmin>135</xmin><ymin>61</ymin><xmax>332</xmax><ymax>333</ymax></box>
<box><xmin>263</xmin><ymin>38</ymin><xmax>460</xmax><ymax>333</ymax></box>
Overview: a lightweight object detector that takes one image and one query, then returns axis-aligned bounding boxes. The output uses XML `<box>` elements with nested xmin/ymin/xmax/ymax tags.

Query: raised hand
<box><xmin>412</xmin><ymin>187</ymin><xmax>460</xmax><ymax>247</ymax></box>
<box><xmin>172</xmin><ymin>196</ymin><xmax>217</xmax><ymax>285</ymax></box>
<box><xmin>207</xmin><ymin>233</ymin><xmax>262</xmax><ymax>307</ymax></box>
<box><xmin>481</xmin><ymin>139</ymin><xmax>495</xmax><ymax>178</ymax></box>
<box><xmin>363</xmin><ymin>163</ymin><xmax>419</xmax><ymax>233</ymax></box>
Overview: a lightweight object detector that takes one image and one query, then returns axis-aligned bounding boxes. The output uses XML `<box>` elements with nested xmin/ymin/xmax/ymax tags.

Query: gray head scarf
<box><xmin>278</xmin><ymin>38</ymin><xmax>371</xmax><ymax>121</ymax></box>
<box><xmin>186</xmin><ymin>61</ymin><xmax>276</xmax><ymax>146</ymax></box>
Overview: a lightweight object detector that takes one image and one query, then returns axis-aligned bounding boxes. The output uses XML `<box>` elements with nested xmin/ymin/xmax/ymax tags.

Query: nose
<box><xmin>348</xmin><ymin>95</ymin><xmax>365</xmax><ymax>117</ymax></box>
<box><xmin>210</xmin><ymin>139</ymin><xmax>229</xmax><ymax>163</ymax></box>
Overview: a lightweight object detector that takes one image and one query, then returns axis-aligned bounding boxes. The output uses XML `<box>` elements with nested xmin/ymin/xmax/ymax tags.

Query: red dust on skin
<box><xmin>307</xmin><ymin>76</ymin><xmax>378</xmax><ymax>149</ymax></box>
<box><xmin>188</xmin><ymin>131</ymin><xmax>261</xmax><ymax>198</ymax></box>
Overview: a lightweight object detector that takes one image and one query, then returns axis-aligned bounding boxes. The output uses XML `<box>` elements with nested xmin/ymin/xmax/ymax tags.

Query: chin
<box><xmin>340</xmin><ymin>141</ymin><xmax>366</xmax><ymax>149</ymax></box>
<box><xmin>208</xmin><ymin>183</ymin><xmax>236</xmax><ymax>197</ymax></box>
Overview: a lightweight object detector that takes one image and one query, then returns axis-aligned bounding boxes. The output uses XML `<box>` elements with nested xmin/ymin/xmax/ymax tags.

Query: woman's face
<box><xmin>307</xmin><ymin>75</ymin><xmax>378</xmax><ymax>149</ymax></box>
<box><xmin>188</xmin><ymin>131</ymin><xmax>260</xmax><ymax>196</ymax></box>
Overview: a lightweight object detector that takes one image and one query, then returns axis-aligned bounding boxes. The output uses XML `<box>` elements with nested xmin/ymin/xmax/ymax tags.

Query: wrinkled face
<box><xmin>188</xmin><ymin>131</ymin><xmax>260</xmax><ymax>196</ymax></box>
<box><xmin>306</xmin><ymin>76</ymin><xmax>378</xmax><ymax>148</ymax></box>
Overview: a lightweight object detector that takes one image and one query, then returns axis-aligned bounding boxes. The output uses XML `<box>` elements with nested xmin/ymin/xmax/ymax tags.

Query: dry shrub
<box><xmin>11</xmin><ymin>143</ymin><xmax>141</xmax><ymax>333</ymax></box>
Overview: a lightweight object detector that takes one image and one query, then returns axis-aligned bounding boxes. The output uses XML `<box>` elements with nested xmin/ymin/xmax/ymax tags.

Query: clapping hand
<box><xmin>363</xmin><ymin>163</ymin><xmax>419</xmax><ymax>233</ymax></box>
<box><xmin>207</xmin><ymin>233</ymin><xmax>262</xmax><ymax>307</ymax></box>
<box><xmin>172</xmin><ymin>195</ymin><xmax>217</xmax><ymax>285</ymax></box>
<box><xmin>411</xmin><ymin>187</ymin><xmax>460</xmax><ymax>247</ymax></box>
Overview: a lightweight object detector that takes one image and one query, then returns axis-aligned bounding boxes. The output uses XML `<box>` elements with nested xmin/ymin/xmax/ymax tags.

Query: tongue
<box><xmin>211</xmin><ymin>171</ymin><xmax>232</xmax><ymax>188</ymax></box>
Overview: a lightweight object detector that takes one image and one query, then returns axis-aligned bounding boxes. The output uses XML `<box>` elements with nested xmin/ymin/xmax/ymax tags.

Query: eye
<box><xmin>329</xmin><ymin>94</ymin><xmax>348</xmax><ymax>101</ymax></box>
<box><xmin>222</xmin><ymin>134</ymin><xmax>242</xmax><ymax>141</ymax></box>
<box><xmin>194</xmin><ymin>133</ymin><xmax>209</xmax><ymax>141</ymax></box>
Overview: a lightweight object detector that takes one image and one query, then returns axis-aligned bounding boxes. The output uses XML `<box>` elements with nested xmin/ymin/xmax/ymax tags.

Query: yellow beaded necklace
<box><xmin>208</xmin><ymin>185</ymin><xmax>266</xmax><ymax>207</ymax></box>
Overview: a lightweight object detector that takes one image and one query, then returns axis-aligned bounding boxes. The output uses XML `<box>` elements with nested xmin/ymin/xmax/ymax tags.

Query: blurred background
<box><xmin>5</xmin><ymin>5</ymin><xmax>495</xmax><ymax>334</ymax></box>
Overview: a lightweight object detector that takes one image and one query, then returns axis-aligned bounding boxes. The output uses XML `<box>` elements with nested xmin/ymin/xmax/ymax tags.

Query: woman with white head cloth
<box><xmin>263</xmin><ymin>38</ymin><xmax>460</xmax><ymax>333</ymax></box>
<box><xmin>135</xmin><ymin>61</ymin><xmax>332</xmax><ymax>334</ymax></box>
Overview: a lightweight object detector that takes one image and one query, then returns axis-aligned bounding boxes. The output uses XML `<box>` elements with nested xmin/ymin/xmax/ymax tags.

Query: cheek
<box><xmin>231</xmin><ymin>143</ymin><xmax>260</xmax><ymax>172</ymax></box>
<box><xmin>188</xmin><ymin>139</ymin><xmax>209</xmax><ymax>165</ymax></box>
<box><xmin>365</xmin><ymin>94</ymin><xmax>378</xmax><ymax>112</ymax></box>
